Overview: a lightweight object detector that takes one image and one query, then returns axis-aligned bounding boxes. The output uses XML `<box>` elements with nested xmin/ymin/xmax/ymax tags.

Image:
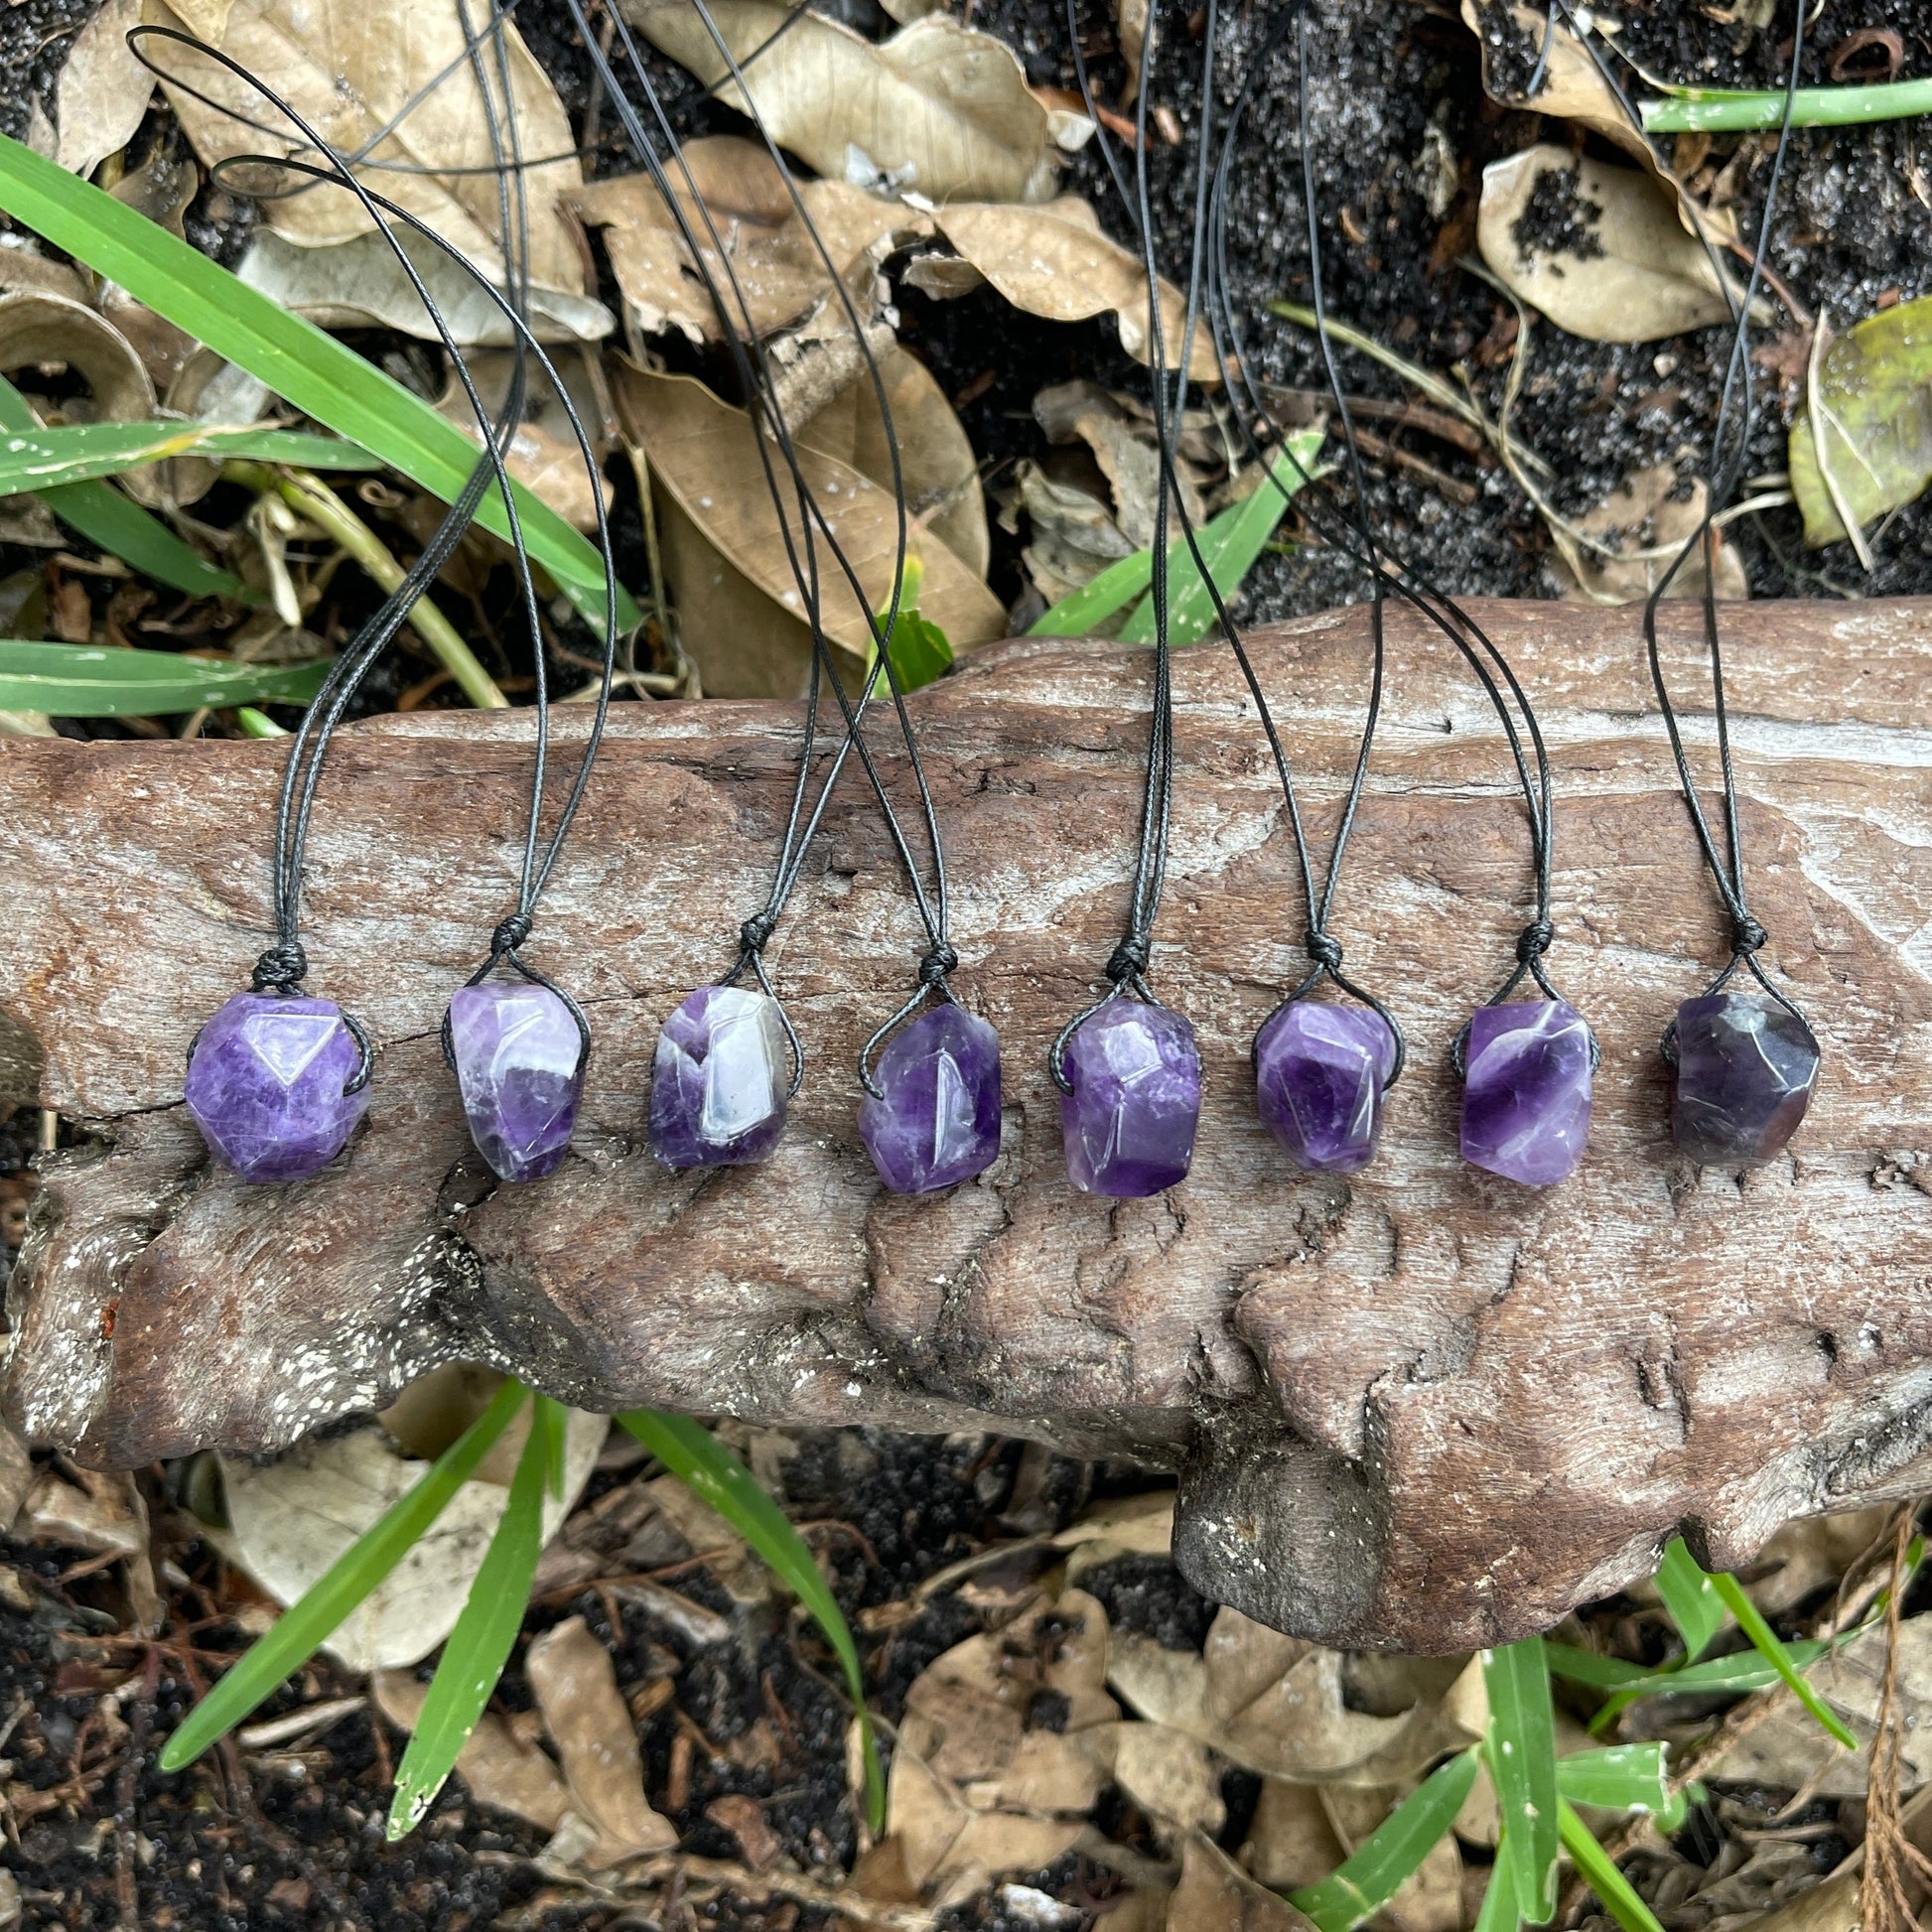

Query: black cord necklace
<box><xmin>1202</xmin><ymin>6</ymin><xmax>1597</xmax><ymax>1186</ymax></box>
<box><xmin>164</xmin><ymin>17</ymin><xmax>620</xmax><ymax>1185</ymax></box>
<box><xmin>580</xmin><ymin>0</ymin><xmax>1001</xmax><ymax>1192</ymax></box>
<box><xmin>1046</xmin><ymin>0</ymin><xmax>1202</xmax><ymax>1200</ymax></box>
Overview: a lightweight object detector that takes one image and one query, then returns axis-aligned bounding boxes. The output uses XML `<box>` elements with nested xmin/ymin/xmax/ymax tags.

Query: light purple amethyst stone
<box><xmin>860</xmin><ymin>1004</ymin><xmax>1001</xmax><ymax>1195</ymax></box>
<box><xmin>184</xmin><ymin>990</ymin><xmax>368</xmax><ymax>1183</ymax></box>
<box><xmin>1255</xmin><ymin>1000</ymin><xmax>1397</xmax><ymax>1175</ymax></box>
<box><xmin>1059</xmin><ymin>1000</ymin><xmax>1201</xmax><ymax>1198</ymax></box>
<box><xmin>649</xmin><ymin>984</ymin><xmax>789</xmax><ymax>1169</ymax></box>
<box><xmin>448</xmin><ymin>981</ymin><xmax>584</xmax><ymax>1182</ymax></box>
<box><xmin>1459</xmin><ymin>998</ymin><xmax>1593</xmax><ymax>1187</ymax></box>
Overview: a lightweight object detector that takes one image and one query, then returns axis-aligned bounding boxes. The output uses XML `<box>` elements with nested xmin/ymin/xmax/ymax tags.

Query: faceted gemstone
<box><xmin>1255</xmin><ymin>1000</ymin><xmax>1397</xmax><ymax>1176</ymax></box>
<box><xmin>1671</xmin><ymin>992</ymin><xmax>1820</xmax><ymax>1164</ymax></box>
<box><xmin>448</xmin><ymin>981</ymin><xmax>584</xmax><ymax>1182</ymax></box>
<box><xmin>1459</xmin><ymin>999</ymin><xmax>1593</xmax><ymax>1187</ymax></box>
<box><xmin>1059</xmin><ymin>1000</ymin><xmax>1201</xmax><ymax>1198</ymax></box>
<box><xmin>860</xmin><ymin>1004</ymin><xmax>1002</xmax><ymax>1194</ymax></box>
<box><xmin>185</xmin><ymin>990</ymin><xmax>369</xmax><ymax>1183</ymax></box>
<box><xmin>649</xmin><ymin>984</ymin><xmax>789</xmax><ymax>1169</ymax></box>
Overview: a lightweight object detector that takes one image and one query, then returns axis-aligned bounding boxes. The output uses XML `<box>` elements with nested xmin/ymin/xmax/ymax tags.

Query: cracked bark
<box><xmin>6</xmin><ymin>599</ymin><xmax>1932</xmax><ymax>1649</ymax></box>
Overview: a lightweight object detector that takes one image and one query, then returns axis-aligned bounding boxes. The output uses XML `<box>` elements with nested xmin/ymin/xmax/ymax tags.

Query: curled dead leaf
<box><xmin>931</xmin><ymin>199</ymin><xmax>1218</xmax><ymax>384</ymax></box>
<box><xmin>1547</xmin><ymin>464</ymin><xmax>1748</xmax><ymax>605</ymax></box>
<box><xmin>156</xmin><ymin>0</ymin><xmax>590</xmax><ymax>309</ymax></box>
<box><xmin>1169</xmin><ymin>1835</ymin><xmax>1316</xmax><ymax>1932</ymax></box>
<box><xmin>622</xmin><ymin>1</ymin><xmax>1061</xmax><ymax>205</ymax></box>
<box><xmin>572</xmin><ymin>137</ymin><xmax>921</xmax><ymax>349</ymax></box>
<box><xmin>1477</xmin><ymin>146</ymin><xmax>1748</xmax><ymax>344</ymax></box>
<box><xmin>616</xmin><ymin>356</ymin><xmax>1001</xmax><ymax>697</ymax></box>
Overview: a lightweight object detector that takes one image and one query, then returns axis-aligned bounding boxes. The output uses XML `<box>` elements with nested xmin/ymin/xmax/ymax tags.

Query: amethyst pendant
<box><xmin>1255</xmin><ymin>1001</ymin><xmax>1397</xmax><ymax>1176</ymax></box>
<box><xmin>860</xmin><ymin>1004</ymin><xmax>1002</xmax><ymax>1194</ymax></box>
<box><xmin>448</xmin><ymin>982</ymin><xmax>584</xmax><ymax>1181</ymax></box>
<box><xmin>1459</xmin><ymin>999</ymin><xmax>1593</xmax><ymax>1187</ymax></box>
<box><xmin>649</xmin><ymin>984</ymin><xmax>789</xmax><ymax>1169</ymax></box>
<box><xmin>1059</xmin><ymin>1000</ymin><xmax>1201</xmax><ymax>1198</ymax></box>
<box><xmin>1671</xmin><ymin>992</ymin><xmax>1819</xmax><ymax>1164</ymax></box>
<box><xmin>185</xmin><ymin>990</ymin><xmax>369</xmax><ymax>1183</ymax></box>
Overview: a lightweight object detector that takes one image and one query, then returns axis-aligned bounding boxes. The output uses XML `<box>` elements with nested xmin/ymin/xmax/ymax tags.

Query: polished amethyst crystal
<box><xmin>649</xmin><ymin>984</ymin><xmax>789</xmax><ymax>1169</ymax></box>
<box><xmin>1255</xmin><ymin>1000</ymin><xmax>1397</xmax><ymax>1176</ymax></box>
<box><xmin>1459</xmin><ymin>999</ymin><xmax>1593</xmax><ymax>1186</ymax></box>
<box><xmin>184</xmin><ymin>990</ymin><xmax>369</xmax><ymax>1183</ymax></box>
<box><xmin>448</xmin><ymin>981</ymin><xmax>584</xmax><ymax>1182</ymax></box>
<box><xmin>1671</xmin><ymin>991</ymin><xmax>1820</xmax><ymax>1164</ymax></box>
<box><xmin>1059</xmin><ymin>1000</ymin><xmax>1201</xmax><ymax>1197</ymax></box>
<box><xmin>859</xmin><ymin>1004</ymin><xmax>1002</xmax><ymax>1194</ymax></box>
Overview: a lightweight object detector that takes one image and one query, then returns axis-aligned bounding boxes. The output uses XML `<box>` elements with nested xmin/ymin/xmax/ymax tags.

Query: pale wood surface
<box><xmin>5</xmin><ymin>598</ymin><xmax>1932</xmax><ymax>1649</ymax></box>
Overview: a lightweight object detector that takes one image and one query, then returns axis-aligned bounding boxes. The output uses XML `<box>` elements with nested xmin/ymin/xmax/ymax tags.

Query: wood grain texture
<box><xmin>5</xmin><ymin>598</ymin><xmax>1932</xmax><ymax>1650</ymax></box>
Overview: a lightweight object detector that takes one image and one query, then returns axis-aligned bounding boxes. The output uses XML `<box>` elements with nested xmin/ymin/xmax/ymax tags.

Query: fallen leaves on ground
<box><xmin>1547</xmin><ymin>464</ymin><xmax>1748</xmax><ymax>604</ymax></box>
<box><xmin>621</xmin><ymin>1</ymin><xmax>1065</xmax><ymax>205</ymax></box>
<box><xmin>616</xmin><ymin>356</ymin><xmax>1003</xmax><ymax>698</ymax></box>
<box><xmin>52</xmin><ymin>0</ymin><xmax>155</xmax><ymax>181</ymax></box>
<box><xmin>155</xmin><ymin>0</ymin><xmax>599</xmax><ymax>336</ymax></box>
<box><xmin>1478</xmin><ymin>146</ymin><xmax>1746</xmax><ymax>344</ymax></box>
<box><xmin>1789</xmin><ymin>295</ymin><xmax>1932</xmax><ymax>550</ymax></box>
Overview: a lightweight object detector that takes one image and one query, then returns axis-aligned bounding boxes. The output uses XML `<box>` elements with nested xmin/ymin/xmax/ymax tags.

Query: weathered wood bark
<box><xmin>5</xmin><ymin>600</ymin><xmax>1932</xmax><ymax>1650</ymax></box>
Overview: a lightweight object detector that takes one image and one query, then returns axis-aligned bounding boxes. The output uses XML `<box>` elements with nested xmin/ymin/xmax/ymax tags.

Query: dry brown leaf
<box><xmin>1548</xmin><ymin>464</ymin><xmax>1748</xmax><ymax>605</ymax></box>
<box><xmin>436</xmin><ymin>349</ymin><xmax>614</xmax><ymax>534</ymax></box>
<box><xmin>372</xmin><ymin>1670</ymin><xmax>573</xmax><ymax>1835</ymax></box>
<box><xmin>1477</xmin><ymin>146</ymin><xmax>1745</xmax><ymax>345</ymax></box>
<box><xmin>1169</xmin><ymin>1834</ymin><xmax>1317</xmax><ymax>1932</ymax></box>
<box><xmin>932</xmin><ymin>199</ymin><xmax>1218</xmax><ymax>383</ymax></box>
<box><xmin>1109</xmin><ymin>1608</ymin><xmax>1475</xmax><ymax>1787</ymax></box>
<box><xmin>1003</xmin><ymin>461</ymin><xmax>1134</xmax><ymax>605</ymax></box>
<box><xmin>705</xmin><ymin>1793</ymin><xmax>782</xmax><ymax>1872</ymax></box>
<box><xmin>525</xmin><ymin>1615</ymin><xmax>679</xmax><ymax>1866</ymax></box>
<box><xmin>622</xmin><ymin>2</ymin><xmax>1060</xmax><ymax>205</ymax></box>
<box><xmin>156</xmin><ymin>0</ymin><xmax>590</xmax><ymax>308</ymax></box>
<box><xmin>1240</xmin><ymin>1779</ymin><xmax>1347</xmax><ymax>1893</ymax></box>
<box><xmin>0</xmin><ymin>1417</ymin><xmax>31</xmax><ymax>1533</ymax></box>
<box><xmin>0</xmin><ymin>290</ymin><xmax>157</xmax><ymax>426</ymax></box>
<box><xmin>616</xmin><ymin>359</ymin><xmax>1005</xmax><ymax>695</ymax></box>
<box><xmin>20</xmin><ymin>1464</ymin><xmax>160</xmax><ymax>1630</ymax></box>
<box><xmin>888</xmin><ymin>1742</ymin><xmax>1088</xmax><ymax>1905</ymax></box>
<box><xmin>1055</xmin><ymin>1489</ymin><xmax>1174</xmax><ymax>1582</ymax></box>
<box><xmin>1107</xmin><ymin>1722</ymin><xmax>1225</xmax><ymax>1840</ymax></box>
<box><xmin>571</xmin><ymin>138</ymin><xmax>921</xmax><ymax>348</ymax></box>
<box><xmin>54</xmin><ymin>0</ymin><xmax>154</xmax><ymax>179</ymax></box>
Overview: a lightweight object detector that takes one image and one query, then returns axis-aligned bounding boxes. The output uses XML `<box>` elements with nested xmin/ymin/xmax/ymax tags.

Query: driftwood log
<box><xmin>5</xmin><ymin>599</ymin><xmax>1932</xmax><ymax>1651</ymax></box>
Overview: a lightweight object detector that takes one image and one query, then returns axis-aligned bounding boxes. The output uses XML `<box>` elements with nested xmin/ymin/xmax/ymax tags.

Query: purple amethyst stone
<box><xmin>1459</xmin><ymin>999</ymin><xmax>1593</xmax><ymax>1187</ymax></box>
<box><xmin>448</xmin><ymin>981</ymin><xmax>584</xmax><ymax>1181</ymax></box>
<box><xmin>1059</xmin><ymin>1000</ymin><xmax>1201</xmax><ymax>1198</ymax></box>
<box><xmin>184</xmin><ymin>990</ymin><xmax>368</xmax><ymax>1183</ymax></box>
<box><xmin>1255</xmin><ymin>1001</ymin><xmax>1397</xmax><ymax>1175</ymax></box>
<box><xmin>1671</xmin><ymin>992</ymin><xmax>1820</xmax><ymax>1164</ymax></box>
<box><xmin>860</xmin><ymin>1004</ymin><xmax>1002</xmax><ymax>1194</ymax></box>
<box><xmin>649</xmin><ymin>984</ymin><xmax>789</xmax><ymax>1169</ymax></box>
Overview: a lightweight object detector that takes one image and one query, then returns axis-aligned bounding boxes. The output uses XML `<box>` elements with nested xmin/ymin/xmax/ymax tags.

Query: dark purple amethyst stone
<box><xmin>859</xmin><ymin>1004</ymin><xmax>1002</xmax><ymax>1195</ymax></box>
<box><xmin>649</xmin><ymin>984</ymin><xmax>789</xmax><ymax>1169</ymax></box>
<box><xmin>1059</xmin><ymin>1000</ymin><xmax>1201</xmax><ymax>1198</ymax></box>
<box><xmin>184</xmin><ymin>990</ymin><xmax>368</xmax><ymax>1183</ymax></box>
<box><xmin>448</xmin><ymin>981</ymin><xmax>584</xmax><ymax>1181</ymax></box>
<box><xmin>1671</xmin><ymin>992</ymin><xmax>1820</xmax><ymax>1164</ymax></box>
<box><xmin>1459</xmin><ymin>999</ymin><xmax>1593</xmax><ymax>1187</ymax></box>
<box><xmin>1255</xmin><ymin>1001</ymin><xmax>1397</xmax><ymax>1176</ymax></box>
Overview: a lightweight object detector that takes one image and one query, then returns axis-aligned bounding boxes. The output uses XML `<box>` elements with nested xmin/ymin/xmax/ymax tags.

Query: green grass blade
<box><xmin>0</xmin><ymin>376</ymin><xmax>248</xmax><ymax>601</ymax></box>
<box><xmin>1541</xmin><ymin>1645</ymin><xmax>1649</xmax><ymax>1692</ymax></box>
<box><xmin>1708</xmin><ymin>1571</ymin><xmax>1860</xmax><ymax>1750</ymax></box>
<box><xmin>0</xmin><ymin>132</ymin><xmax>635</xmax><ymax>634</ymax></box>
<box><xmin>1558</xmin><ymin>1801</ymin><xmax>1667</xmax><ymax>1932</ymax></box>
<box><xmin>0</xmin><ymin>641</ymin><xmax>331</xmax><ymax>716</ymax></box>
<box><xmin>1642</xmin><ymin>79</ymin><xmax>1932</xmax><ymax>133</ymax></box>
<box><xmin>0</xmin><ymin>422</ymin><xmax>375</xmax><ymax>495</ymax></box>
<box><xmin>1654</xmin><ymin>1539</ymin><xmax>1725</xmax><ymax>1663</ymax></box>
<box><xmin>158</xmin><ymin>1378</ymin><xmax>529</xmax><ymax>1772</ymax></box>
<box><xmin>618</xmin><ymin>1408</ymin><xmax>885</xmax><ymax>1834</ymax></box>
<box><xmin>1555</xmin><ymin>1745</ymin><xmax>1671</xmax><ymax>1816</ymax></box>
<box><xmin>1288</xmin><ymin>1747</ymin><xmax>1480</xmax><ymax>1932</ymax></box>
<box><xmin>1027</xmin><ymin>544</ymin><xmax>1154</xmax><ymax>637</ymax></box>
<box><xmin>388</xmin><ymin>1394</ymin><xmax>559</xmax><ymax>1840</ymax></box>
<box><xmin>1485</xmin><ymin>1638</ymin><xmax>1562</xmax><ymax>1925</ymax></box>
<box><xmin>235</xmin><ymin>707</ymin><xmax>289</xmax><ymax>738</ymax></box>
<box><xmin>1118</xmin><ymin>429</ymin><xmax>1326</xmax><ymax>646</ymax></box>
<box><xmin>1474</xmin><ymin>1829</ymin><xmax>1521</xmax><ymax>1932</ymax></box>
